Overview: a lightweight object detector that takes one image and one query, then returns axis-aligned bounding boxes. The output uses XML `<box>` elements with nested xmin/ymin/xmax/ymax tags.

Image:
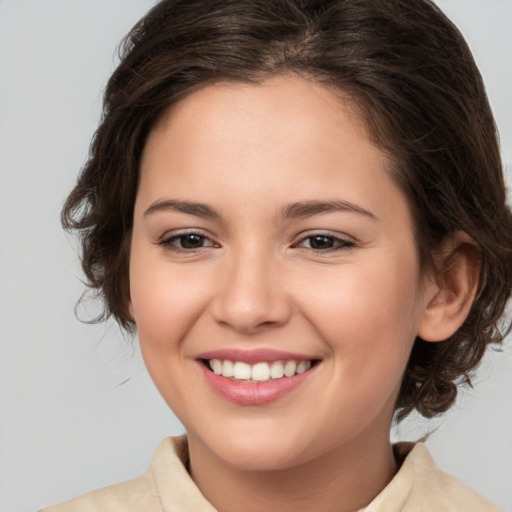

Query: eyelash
<box><xmin>157</xmin><ymin>231</ymin><xmax>218</xmax><ymax>252</ymax></box>
<box><xmin>157</xmin><ymin>231</ymin><xmax>355</xmax><ymax>254</ymax></box>
<box><xmin>294</xmin><ymin>233</ymin><xmax>356</xmax><ymax>253</ymax></box>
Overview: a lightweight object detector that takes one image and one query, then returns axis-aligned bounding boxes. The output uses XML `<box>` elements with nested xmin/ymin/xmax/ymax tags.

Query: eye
<box><xmin>296</xmin><ymin>233</ymin><xmax>355</xmax><ymax>252</ymax></box>
<box><xmin>158</xmin><ymin>231</ymin><xmax>217</xmax><ymax>251</ymax></box>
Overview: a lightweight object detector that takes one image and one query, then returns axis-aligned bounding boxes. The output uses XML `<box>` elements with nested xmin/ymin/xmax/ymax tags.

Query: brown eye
<box><xmin>297</xmin><ymin>234</ymin><xmax>355</xmax><ymax>252</ymax></box>
<box><xmin>159</xmin><ymin>232</ymin><xmax>217</xmax><ymax>251</ymax></box>
<box><xmin>177</xmin><ymin>234</ymin><xmax>208</xmax><ymax>249</ymax></box>
<box><xmin>307</xmin><ymin>235</ymin><xmax>336</xmax><ymax>250</ymax></box>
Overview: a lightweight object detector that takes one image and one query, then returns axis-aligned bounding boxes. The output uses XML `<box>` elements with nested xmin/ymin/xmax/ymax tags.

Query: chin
<box><xmin>218</xmin><ymin>441</ymin><xmax>307</xmax><ymax>472</ymax></box>
<box><xmin>190</xmin><ymin>419</ymin><xmax>321</xmax><ymax>472</ymax></box>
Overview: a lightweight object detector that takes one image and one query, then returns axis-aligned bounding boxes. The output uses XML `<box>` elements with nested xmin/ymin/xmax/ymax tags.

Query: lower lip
<box><xmin>199</xmin><ymin>362</ymin><xmax>317</xmax><ymax>405</ymax></box>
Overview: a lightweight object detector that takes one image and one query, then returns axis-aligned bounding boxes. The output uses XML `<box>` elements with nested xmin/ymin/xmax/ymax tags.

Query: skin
<box><xmin>128</xmin><ymin>75</ymin><xmax>474</xmax><ymax>512</ymax></box>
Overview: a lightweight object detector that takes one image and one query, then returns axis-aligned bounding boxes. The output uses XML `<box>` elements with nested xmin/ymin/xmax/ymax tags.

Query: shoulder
<box><xmin>39</xmin><ymin>437</ymin><xmax>189</xmax><ymax>512</ymax></box>
<box><xmin>39</xmin><ymin>471</ymin><xmax>160</xmax><ymax>512</ymax></box>
<box><xmin>365</xmin><ymin>442</ymin><xmax>500</xmax><ymax>512</ymax></box>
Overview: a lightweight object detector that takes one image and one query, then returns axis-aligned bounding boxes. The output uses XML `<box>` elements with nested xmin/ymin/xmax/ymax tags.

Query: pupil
<box><xmin>182</xmin><ymin>234</ymin><xmax>204</xmax><ymax>249</ymax></box>
<box><xmin>310</xmin><ymin>235</ymin><xmax>333</xmax><ymax>249</ymax></box>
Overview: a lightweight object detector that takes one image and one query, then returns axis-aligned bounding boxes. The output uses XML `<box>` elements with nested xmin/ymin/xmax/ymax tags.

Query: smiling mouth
<box><xmin>202</xmin><ymin>359</ymin><xmax>319</xmax><ymax>383</ymax></box>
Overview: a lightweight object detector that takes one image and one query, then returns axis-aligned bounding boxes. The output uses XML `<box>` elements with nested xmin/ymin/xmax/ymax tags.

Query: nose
<box><xmin>210</xmin><ymin>247</ymin><xmax>292</xmax><ymax>334</ymax></box>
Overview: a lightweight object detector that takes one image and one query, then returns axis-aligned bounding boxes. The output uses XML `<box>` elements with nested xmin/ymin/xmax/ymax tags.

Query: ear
<box><xmin>417</xmin><ymin>233</ymin><xmax>481</xmax><ymax>342</ymax></box>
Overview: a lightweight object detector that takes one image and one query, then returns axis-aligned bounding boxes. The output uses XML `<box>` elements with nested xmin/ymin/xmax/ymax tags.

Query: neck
<box><xmin>188</xmin><ymin>428</ymin><xmax>397</xmax><ymax>512</ymax></box>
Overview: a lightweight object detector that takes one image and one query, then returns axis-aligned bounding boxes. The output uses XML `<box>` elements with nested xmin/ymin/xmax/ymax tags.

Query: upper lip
<box><xmin>196</xmin><ymin>348</ymin><xmax>318</xmax><ymax>364</ymax></box>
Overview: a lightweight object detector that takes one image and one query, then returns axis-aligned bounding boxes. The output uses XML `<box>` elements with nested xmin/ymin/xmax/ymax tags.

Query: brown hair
<box><xmin>62</xmin><ymin>0</ymin><xmax>512</xmax><ymax>420</ymax></box>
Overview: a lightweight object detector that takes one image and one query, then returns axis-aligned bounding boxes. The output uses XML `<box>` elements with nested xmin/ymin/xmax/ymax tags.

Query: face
<box><xmin>129</xmin><ymin>75</ymin><xmax>430</xmax><ymax>471</ymax></box>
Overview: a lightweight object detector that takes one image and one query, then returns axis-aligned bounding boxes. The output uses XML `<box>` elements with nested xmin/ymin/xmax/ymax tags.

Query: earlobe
<box><xmin>417</xmin><ymin>233</ymin><xmax>481</xmax><ymax>343</ymax></box>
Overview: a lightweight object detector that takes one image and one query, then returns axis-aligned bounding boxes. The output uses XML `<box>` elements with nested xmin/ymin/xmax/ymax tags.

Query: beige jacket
<box><xmin>41</xmin><ymin>436</ymin><xmax>499</xmax><ymax>512</ymax></box>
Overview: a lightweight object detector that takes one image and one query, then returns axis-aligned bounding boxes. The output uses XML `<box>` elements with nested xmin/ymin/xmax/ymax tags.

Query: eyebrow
<box><xmin>281</xmin><ymin>200</ymin><xmax>377</xmax><ymax>220</ymax></box>
<box><xmin>143</xmin><ymin>198</ymin><xmax>377</xmax><ymax>221</ymax></box>
<box><xmin>144</xmin><ymin>199</ymin><xmax>219</xmax><ymax>219</ymax></box>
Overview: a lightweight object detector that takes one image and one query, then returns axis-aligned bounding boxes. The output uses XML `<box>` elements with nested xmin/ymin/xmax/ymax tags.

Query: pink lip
<box><xmin>197</xmin><ymin>348</ymin><xmax>315</xmax><ymax>364</ymax></box>
<box><xmin>198</xmin><ymin>360</ymin><xmax>319</xmax><ymax>406</ymax></box>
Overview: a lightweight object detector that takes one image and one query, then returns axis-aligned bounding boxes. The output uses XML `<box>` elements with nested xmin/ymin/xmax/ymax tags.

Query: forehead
<box><xmin>137</xmin><ymin>75</ymin><xmax>411</xmax><ymax>231</ymax></box>
<box><xmin>154</xmin><ymin>74</ymin><xmax>365</xmax><ymax>134</ymax></box>
<box><xmin>142</xmin><ymin>76</ymin><xmax>383</xmax><ymax>182</ymax></box>
<box><xmin>145</xmin><ymin>75</ymin><xmax>373</xmax><ymax>169</ymax></box>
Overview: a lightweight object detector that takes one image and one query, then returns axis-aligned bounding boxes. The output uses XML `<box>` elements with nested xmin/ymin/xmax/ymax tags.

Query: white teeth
<box><xmin>270</xmin><ymin>361</ymin><xmax>284</xmax><ymax>379</ymax></box>
<box><xmin>208</xmin><ymin>359</ymin><xmax>314</xmax><ymax>382</ymax></box>
<box><xmin>209</xmin><ymin>359</ymin><xmax>222</xmax><ymax>375</ymax></box>
<box><xmin>296</xmin><ymin>360</ymin><xmax>311</xmax><ymax>374</ymax></box>
<box><xmin>251</xmin><ymin>362</ymin><xmax>270</xmax><ymax>382</ymax></box>
<box><xmin>233</xmin><ymin>361</ymin><xmax>252</xmax><ymax>380</ymax></box>
<box><xmin>222</xmin><ymin>360</ymin><xmax>234</xmax><ymax>378</ymax></box>
<box><xmin>296</xmin><ymin>360</ymin><xmax>307</xmax><ymax>374</ymax></box>
<box><xmin>284</xmin><ymin>360</ymin><xmax>297</xmax><ymax>377</ymax></box>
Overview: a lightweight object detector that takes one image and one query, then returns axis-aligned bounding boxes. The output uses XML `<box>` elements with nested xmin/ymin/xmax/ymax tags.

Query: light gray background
<box><xmin>1</xmin><ymin>1</ymin><xmax>511</xmax><ymax>511</ymax></box>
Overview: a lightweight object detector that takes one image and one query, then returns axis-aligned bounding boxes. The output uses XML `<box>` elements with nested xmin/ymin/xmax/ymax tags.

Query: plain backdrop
<box><xmin>1</xmin><ymin>1</ymin><xmax>511</xmax><ymax>511</ymax></box>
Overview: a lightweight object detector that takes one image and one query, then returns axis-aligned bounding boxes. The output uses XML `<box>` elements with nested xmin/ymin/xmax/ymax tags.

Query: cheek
<box><xmin>298</xmin><ymin>252</ymin><xmax>421</xmax><ymax>368</ymax></box>
<box><xmin>128</xmin><ymin>254</ymin><xmax>217</xmax><ymax>416</ymax></box>
<box><xmin>296</xmin><ymin>258</ymin><xmax>421</xmax><ymax>433</ymax></box>
<box><xmin>129</xmin><ymin>247</ymin><xmax>213</xmax><ymax>356</ymax></box>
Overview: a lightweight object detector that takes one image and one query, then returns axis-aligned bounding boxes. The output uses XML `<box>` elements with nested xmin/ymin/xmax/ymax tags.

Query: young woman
<box><xmin>42</xmin><ymin>0</ymin><xmax>512</xmax><ymax>510</ymax></box>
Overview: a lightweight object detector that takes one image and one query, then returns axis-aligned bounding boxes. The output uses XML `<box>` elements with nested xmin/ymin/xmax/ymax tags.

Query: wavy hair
<box><xmin>62</xmin><ymin>0</ymin><xmax>512</xmax><ymax>419</ymax></box>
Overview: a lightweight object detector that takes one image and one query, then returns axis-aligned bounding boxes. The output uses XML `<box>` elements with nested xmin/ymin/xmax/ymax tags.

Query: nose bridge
<box><xmin>212</xmin><ymin>241</ymin><xmax>290</xmax><ymax>333</ymax></box>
